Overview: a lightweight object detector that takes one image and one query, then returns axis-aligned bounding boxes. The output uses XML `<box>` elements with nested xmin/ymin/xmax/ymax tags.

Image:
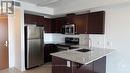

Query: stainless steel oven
<box><xmin>65</xmin><ymin>24</ymin><xmax>75</xmax><ymax>34</ymax></box>
<box><xmin>56</xmin><ymin>37</ymin><xmax>79</xmax><ymax>51</ymax></box>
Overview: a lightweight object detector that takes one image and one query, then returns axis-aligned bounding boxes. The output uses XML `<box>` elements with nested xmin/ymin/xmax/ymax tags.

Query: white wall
<box><xmin>20</xmin><ymin>6</ymin><xmax>25</xmax><ymax>71</ymax></box>
<box><xmin>13</xmin><ymin>7</ymin><xmax>22</xmax><ymax>70</ymax></box>
<box><xmin>8</xmin><ymin>15</ymin><xmax>15</xmax><ymax>68</ymax></box>
<box><xmin>8</xmin><ymin>8</ymin><xmax>21</xmax><ymax>69</ymax></box>
<box><xmin>53</xmin><ymin>0</ymin><xmax>130</xmax><ymax>15</ymax></box>
<box><xmin>89</xmin><ymin>3</ymin><xmax>130</xmax><ymax>73</ymax></box>
<box><xmin>8</xmin><ymin>6</ymin><xmax>25</xmax><ymax>71</ymax></box>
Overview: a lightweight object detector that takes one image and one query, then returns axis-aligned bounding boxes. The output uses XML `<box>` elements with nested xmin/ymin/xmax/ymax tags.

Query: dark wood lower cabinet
<box><xmin>72</xmin><ymin>62</ymin><xmax>94</xmax><ymax>73</ymax></box>
<box><xmin>44</xmin><ymin>44</ymin><xmax>58</xmax><ymax>63</ymax></box>
<box><xmin>52</xmin><ymin>56</ymin><xmax>106</xmax><ymax>73</ymax></box>
<box><xmin>93</xmin><ymin>56</ymin><xmax>106</xmax><ymax>73</ymax></box>
<box><xmin>52</xmin><ymin>56</ymin><xmax>72</xmax><ymax>73</ymax></box>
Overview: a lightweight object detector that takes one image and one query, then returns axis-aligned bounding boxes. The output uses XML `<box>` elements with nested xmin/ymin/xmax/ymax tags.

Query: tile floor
<box><xmin>0</xmin><ymin>63</ymin><xmax>52</xmax><ymax>73</ymax></box>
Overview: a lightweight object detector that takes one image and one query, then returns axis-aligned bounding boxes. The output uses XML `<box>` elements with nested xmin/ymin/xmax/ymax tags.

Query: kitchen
<box><xmin>0</xmin><ymin>0</ymin><xmax>130</xmax><ymax>73</ymax></box>
<box><xmin>24</xmin><ymin>10</ymin><xmax>106</xmax><ymax>66</ymax></box>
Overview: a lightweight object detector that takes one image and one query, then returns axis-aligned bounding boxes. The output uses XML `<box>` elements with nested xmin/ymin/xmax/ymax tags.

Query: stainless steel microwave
<box><xmin>65</xmin><ymin>24</ymin><xmax>75</xmax><ymax>34</ymax></box>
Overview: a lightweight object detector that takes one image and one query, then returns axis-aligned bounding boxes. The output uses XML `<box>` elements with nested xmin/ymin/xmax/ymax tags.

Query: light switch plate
<box><xmin>67</xmin><ymin>61</ymin><xmax>71</xmax><ymax>67</ymax></box>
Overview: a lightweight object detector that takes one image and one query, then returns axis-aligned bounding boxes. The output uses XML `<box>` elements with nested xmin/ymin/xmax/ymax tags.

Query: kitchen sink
<box><xmin>76</xmin><ymin>49</ymin><xmax>91</xmax><ymax>52</ymax></box>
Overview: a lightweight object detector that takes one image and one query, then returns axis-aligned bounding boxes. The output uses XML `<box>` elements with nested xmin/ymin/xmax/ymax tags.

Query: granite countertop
<box><xmin>45</xmin><ymin>42</ymin><xmax>89</xmax><ymax>48</ymax></box>
<box><xmin>44</xmin><ymin>41</ymin><xmax>65</xmax><ymax>44</ymax></box>
<box><xmin>51</xmin><ymin>47</ymin><xmax>114</xmax><ymax>65</ymax></box>
<box><xmin>56</xmin><ymin>43</ymin><xmax>89</xmax><ymax>47</ymax></box>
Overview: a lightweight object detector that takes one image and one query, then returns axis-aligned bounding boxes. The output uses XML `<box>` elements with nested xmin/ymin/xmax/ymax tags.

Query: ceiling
<box><xmin>19</xmin><ymin>0</ymin><xmax>129</xmax><ymax>9</ymax></box>
<box><xmin>19</xmin><ymin>0</ymin><xmax>130</xmax><ymax>16</ymax></box>
<box><xmin>18</xmin><ymin>0</ymin><xmax>62</xmax><ymax>6</ymax></box>
<box><xmin>19</xmin><ymin>0</ymin><xmax>130</xmax><ymax>9</ymax></box>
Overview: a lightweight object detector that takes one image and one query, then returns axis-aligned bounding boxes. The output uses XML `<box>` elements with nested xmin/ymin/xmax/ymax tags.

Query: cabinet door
<box><xmin>51</xmin><ymin>17</ymin><xmax>66</xmax><ymax>33</ymax></box>
<box><xmin>35</xmin><ymin>17</ymin><xmax>52</xmax><ymax>33</ymax></box>
<box><xmin>24</xmin><ymin>14</ymin><xmax>52</xmax><ymax>33</ymax></box>
<box><xmin>93</xmin><ymin>57</ymin><xmax>106</xmax><ymax>73</ymax></box>
<box><xmin>52</xmin><ymin>56</ymin><xmax>106</xmax><ymax>73</ymax></box>
<box><xmin>44</xmin><ymin>44</ymin><xmax>58</xmax><ymax>63</ymax></box>
<box><xmin>43</xmin><ymin>18</ymin><xmax>52</xmax><ymax>33</ymax></box>
<box><xmin>44</xmin><ymin>45</ymin><xmax>51</xmax><ymax>63</ymax></box>
<box><xmin>74</xmin><ymin>14</ymin><xmax>88</xmax><ymax>34</ymax></box>
<box><xmin>66</xmin><ymin>16</ymin><xmax>74</xmax><ymax>24</ymax></box>
<box><xmin>66</xmin><ymin>14</ymin><xmax>75</xmax><ymax>24</ymax></box>
<box><xmin>37</xmin><ymin>16</ymin><xmax>44</xmax><ymax>25</ymax></box>
<box><xmin>52</xmin><ymin>56</ymin><xmax>72</xmax><ymax>73</ymax></box>
<box><xmin>51</xmin><ymin>19</ymin><xmax>56</xmax><ymax>33</ymax></box>
<box><xmin>88</xmin><ymin>11</ymin><xmax>105</xmax><ymax>34</ymax></box>
<box><xmin>24</xmin><ymin>14</ymin><xmax>37</xmax><ymax>24</ymax></box>
<box><xmin>72</xmin><ymin>62</ymin><xmax>95</xmax><ymax>73</ymax></box>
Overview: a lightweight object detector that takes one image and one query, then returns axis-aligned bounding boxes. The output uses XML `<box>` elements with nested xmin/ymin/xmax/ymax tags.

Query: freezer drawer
<box><xmin>27</xmin><ymin>39</ymin><xmax>43</xmax><ymax>69</ymax></box>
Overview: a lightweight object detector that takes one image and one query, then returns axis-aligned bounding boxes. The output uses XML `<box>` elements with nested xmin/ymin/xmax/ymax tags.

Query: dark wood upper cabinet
<box><xmin>74</xmin><ymin>14</ymin><xmax>88</xmax><ymax>34</ymax></box>
<box><xmin>24</xmin><ymin>14</ymin><xmax>37</xmax><ymax>24</ymax></box>
<box><xmin>43</xmin><ymin>18</ymin><xmax>52</xmax><ymax>33</ymax></box>
<box><xmin>87</xmin><ymin>11</ymin><xmax>105</xmax><ymax>34</ymax></box>
<box><xmin>24</xmin><ymin>14</ymin><xmax>44</xmax><ymax>25</ymax></box>
<box><xmin>36</xmin><ymin>16</ymin><xmax>44</xmax><ymax>25</ymax></box>
<box><xmin>24</xmin><ymin>11</ymin><xmax>105</xmax><ymax>34</ymax></box>
<box><xmin>66</xmin><ymin>14</ymin><xmax>76</xmax><ymax>24</ymax></box>
<box><xmin>24</xmin><ymin>14</ymin><xmax>52</xmax><ymax>33</ymax></box>
<box><xmin>51</xmin><ymin>17</ymin><xmax>66</xmax><ymax>33</ymax></box>
<box><xmin>73</xmin><ymin>11</ymin><xmax>105</xmax><ymax>34</ymax></box>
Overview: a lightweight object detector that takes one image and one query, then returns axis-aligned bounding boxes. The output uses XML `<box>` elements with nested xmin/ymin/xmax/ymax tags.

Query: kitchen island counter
<box><xmin>51</xmin><ymin>47</ymin><xmax>114</xmax><ymax>65</ymax></box>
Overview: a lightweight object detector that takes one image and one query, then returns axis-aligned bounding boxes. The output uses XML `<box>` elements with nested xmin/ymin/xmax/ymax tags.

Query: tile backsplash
<box><xmin>44</xmin><ymin>33</ymin><xmax>89</xmax><ymax>45</ymax></box>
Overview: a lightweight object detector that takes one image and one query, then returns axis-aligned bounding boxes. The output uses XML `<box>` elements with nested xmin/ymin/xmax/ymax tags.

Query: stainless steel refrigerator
<box><xmin>24</xmin><ymin>25</ymin><xmax>44</xmax><ymax>69</ymax></box>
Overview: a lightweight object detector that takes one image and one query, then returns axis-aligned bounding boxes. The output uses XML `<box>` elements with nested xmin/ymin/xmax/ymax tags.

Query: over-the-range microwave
<box><xmin>62</xmin><ymin>24</ymin><xmax>75</xmax><ymax>35</ymax></box>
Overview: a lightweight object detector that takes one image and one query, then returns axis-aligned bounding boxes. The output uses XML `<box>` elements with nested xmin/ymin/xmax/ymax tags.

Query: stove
<box><xmin>57</xmin><ymin>37</ymin><xmax>79</xmax><ymax>51</ymax></box>
<box><xmin>65</xmin><ymin>37</ymin><xmax>79</xmax><ymax>45</ymax></box>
